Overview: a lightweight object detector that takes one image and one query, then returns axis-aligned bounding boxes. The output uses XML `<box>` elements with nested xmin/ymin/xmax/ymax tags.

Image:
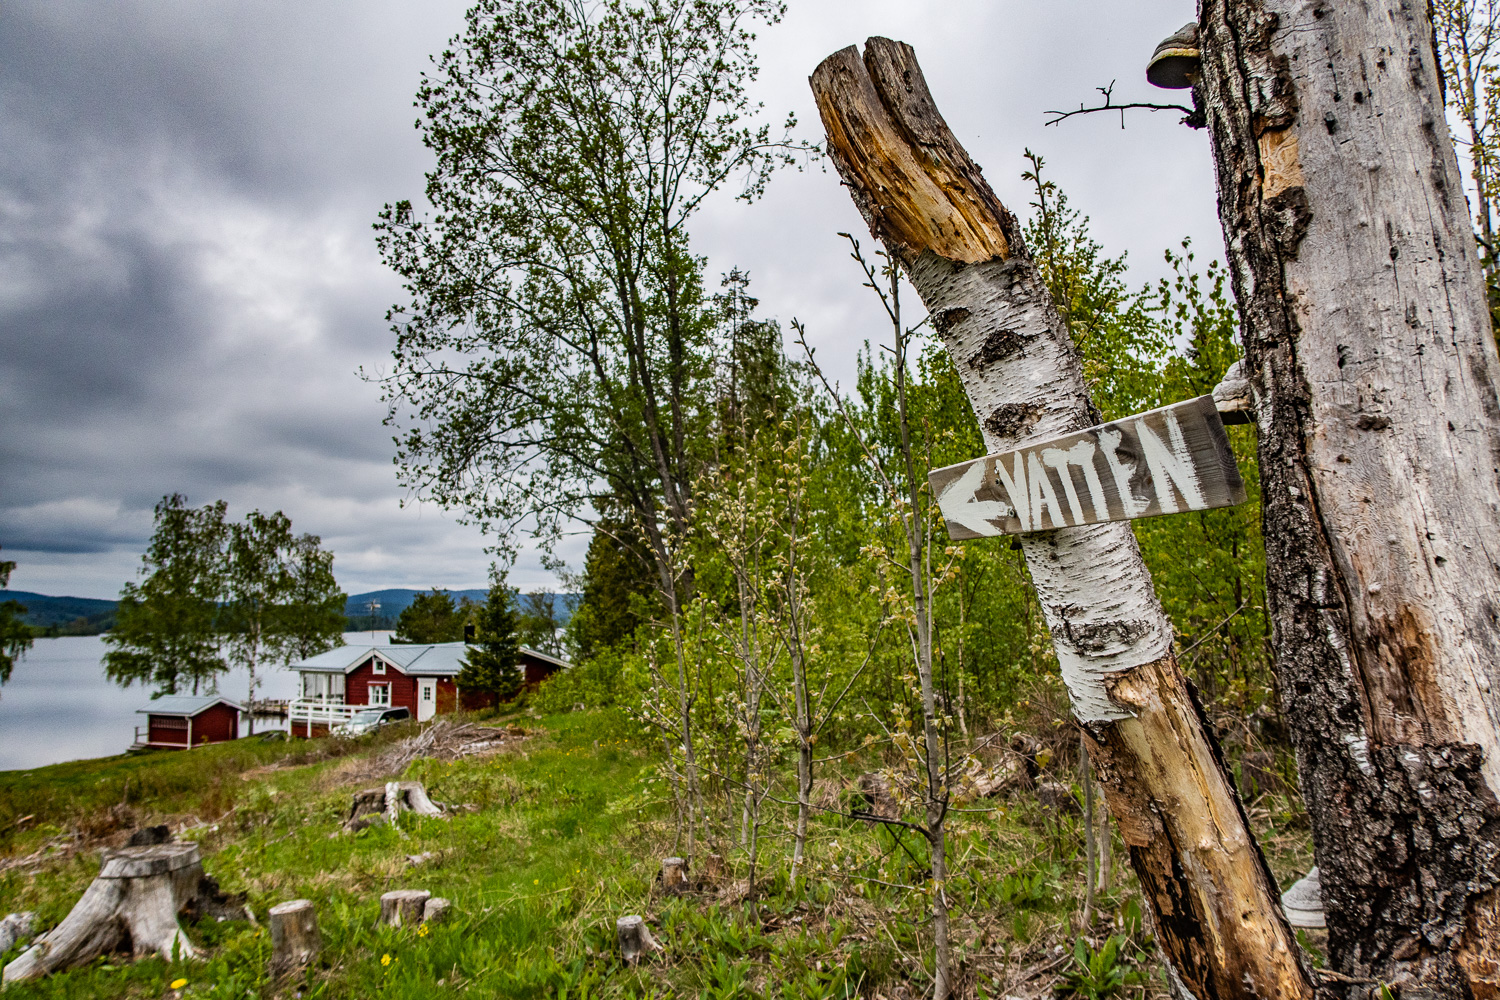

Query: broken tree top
<box><xmin>930</xmin><ymin>395</ymin><xmax>1245</xmax><ymax>538</ymax></box>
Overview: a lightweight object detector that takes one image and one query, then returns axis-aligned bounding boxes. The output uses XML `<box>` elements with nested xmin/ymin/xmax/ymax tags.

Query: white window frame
<box><xmin>369</xmin><ymin>684</ymin><xmax>391</xmax><ymax>706</ymax></box>
<box><xmin>421</xmin><ymin>683</ymin><xmax>433</xmax><ymax>702</ymax></box>
<box><xmin>372</xmin><ymin>659</ymin><xmax>386</xmax><ymax>676</ymax></box>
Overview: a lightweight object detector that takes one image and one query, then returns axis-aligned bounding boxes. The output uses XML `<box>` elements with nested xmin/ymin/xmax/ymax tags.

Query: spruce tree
<box><xmin>457</xmin><ymin>583</ymin><xmax>521</xmax><ymax>703</ymax></box>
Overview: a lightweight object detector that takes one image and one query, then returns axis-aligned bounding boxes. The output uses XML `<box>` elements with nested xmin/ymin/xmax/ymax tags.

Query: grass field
<box><xmin>0</xmin><ymin>710</ymin><xmax>1316</xmax><ymax>999</ymax></box>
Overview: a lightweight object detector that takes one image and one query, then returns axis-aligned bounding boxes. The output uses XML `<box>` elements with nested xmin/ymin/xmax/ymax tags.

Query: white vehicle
<box><xmin>332</xmin><ymin>706</ymin><xmax>411</xmax><ymax>737</ymax></box>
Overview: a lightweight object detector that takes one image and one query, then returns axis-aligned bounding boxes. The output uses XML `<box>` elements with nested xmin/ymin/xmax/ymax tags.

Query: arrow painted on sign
<box><xmin>935</xmin><ymin>458</ymin><xmax>1013</xmax><ymax>535</ymax></box>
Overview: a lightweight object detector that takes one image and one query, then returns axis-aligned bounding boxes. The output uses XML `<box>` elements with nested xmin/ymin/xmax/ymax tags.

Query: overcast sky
<box><xmin>0</xmin><ymin>0</ymin><xmax>1216</xmax><ymax>601</ymax></box>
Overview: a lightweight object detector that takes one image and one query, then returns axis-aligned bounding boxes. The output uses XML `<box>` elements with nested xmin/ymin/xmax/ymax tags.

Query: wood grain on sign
<box><xmin>930</xmin><ymin>395</ymin><xmax>1246</xmax><ymax>539</ymax></box>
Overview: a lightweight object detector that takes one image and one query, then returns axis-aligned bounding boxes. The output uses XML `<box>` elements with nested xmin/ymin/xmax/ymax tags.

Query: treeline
<box><xmin>380</xmin><ymin>586</ymin><xmax>568</xmax><ymax>656</ymax></box>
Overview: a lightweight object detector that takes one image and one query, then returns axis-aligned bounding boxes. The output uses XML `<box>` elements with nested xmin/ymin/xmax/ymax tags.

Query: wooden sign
<box><xmin>930</xmin><ymin>395</ymin><xmax>1245</xmax><ymax>539</ymax></box>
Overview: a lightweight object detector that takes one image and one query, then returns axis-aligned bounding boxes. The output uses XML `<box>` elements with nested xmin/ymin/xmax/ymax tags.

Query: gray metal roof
<box><xmin>290</xmin><ymin>642</ymin><xmax>570</xmax><ymax>677</ymax></box>
<box><xmin>136</xmin><ymin>695</ymin><xmax>242</xmax><ymax>717</ymax></box>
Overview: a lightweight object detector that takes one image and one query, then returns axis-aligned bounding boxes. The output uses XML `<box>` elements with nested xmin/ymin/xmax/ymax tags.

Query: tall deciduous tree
<box><xmin>280</xmin><ymin>533</ymin><xmax>347</xmax><ymax>662</ymax></box>
<box><xmin>516</xmin><ymin>591</ymin><xmax>563</xmax><ymax>657</ymax></box>
<box><xmin>224</xmin><ymin>510</ymin><xmax>296</xmax><ymax>724</ymax></box>
<box><xmin>105</xmin><ymin>495</ymin><xmax>229</xmax><ymax>697</ymax></box>
<box><xmin>457</xmin><ymin>581</ymin><xmax>522</xmax><ymax>703</ymax></box>
<box><xmin>0</xmin><ymin>547</ymin><xmax>33</xmax><ymax>687</ymax></box>
<box><xmin>1197</xmin><ymin>0</ymin><xmax>1500</xmax><ymax>990</ymax></box>
<box><xmin>374</xmin><ymin>0</ymin><xmax>805</xmax><ymax>859</ymax></box>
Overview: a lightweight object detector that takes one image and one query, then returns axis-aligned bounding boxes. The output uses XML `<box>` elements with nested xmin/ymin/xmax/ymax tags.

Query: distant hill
<box><xmin>4</xmin><ymin>591</ymin><xmax>118</xmax><ymax>635</ymax></box>
<box><xmin>344</xmin><ymin>589</ymin><xmax>579</xmax><ymax>629</ymax></box>
<box><xmin>1</xmin><ymin>587</ymin><xmax>580</xmax><ymax>637</ymax></box>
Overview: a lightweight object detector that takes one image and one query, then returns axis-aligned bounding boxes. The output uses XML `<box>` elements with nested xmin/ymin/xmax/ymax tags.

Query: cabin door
<box><xmin>417</xmin><ymin>678</ymin><xmax>437</xmax><ymax>721</ymax></box>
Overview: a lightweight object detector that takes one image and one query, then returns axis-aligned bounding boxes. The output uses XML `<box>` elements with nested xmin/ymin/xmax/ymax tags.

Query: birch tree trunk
<box><xmin>1196</xmin><ymin>0</ymin><xmax>1500</xmax><ymax>991</ymax></box>
<box><xmin>811</xmin><ymin>38</ymin><xmax>1315</xmax><ymax>999</ymax></box>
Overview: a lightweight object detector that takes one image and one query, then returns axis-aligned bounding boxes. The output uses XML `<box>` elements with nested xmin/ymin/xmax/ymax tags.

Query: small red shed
<box><xmin>134</xmin><ymin>696</ymin><xmax>241</xmax><ymax>750</ymax></box>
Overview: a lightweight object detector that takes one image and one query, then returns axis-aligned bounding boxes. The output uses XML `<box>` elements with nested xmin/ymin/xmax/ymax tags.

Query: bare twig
<box><xmin>1045</xmin><ymin>80</ymin><xmax>1196</xmax><ymax>129</ymax></box>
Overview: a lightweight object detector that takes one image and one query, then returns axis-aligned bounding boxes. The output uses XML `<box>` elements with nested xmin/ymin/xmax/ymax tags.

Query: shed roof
<box><xmin>136</xmin><ymin>696</ymin><xmax>242</xmax><ymax>717</ymax></box>
<box><xmin>290</xmin><ymin>642</ymin><xmax>570</xmax><ymax>678</ymax></box>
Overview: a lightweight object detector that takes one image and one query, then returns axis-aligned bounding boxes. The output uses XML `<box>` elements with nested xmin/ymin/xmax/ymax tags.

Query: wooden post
<box><xmin>1</xmin><ymin>844</ymin><xmax>202</xmax><ymax>984</ymax></box>
<box><xmin>378</xmin><ymin>890</ymin><xmax>430</xmax><ymax>928</ymax></box>
<box><xmin>268</xmin><ymin>899</ymin><xmax>320</xmax><ymax>978</ymax></box>
<box><xmin>1194</xmin><ymin>0</ymin><xmax>1500</xmax><ymax>990</ymax></box>
<box><xmin>616</xmin><ymin>915</ymin><xmax>661</xmax><ymax>965</ymax></box>
<box><xmin>810</xmin><ymin>38</ymin><xmax>1314</xmax><ymax>999</ymax></box>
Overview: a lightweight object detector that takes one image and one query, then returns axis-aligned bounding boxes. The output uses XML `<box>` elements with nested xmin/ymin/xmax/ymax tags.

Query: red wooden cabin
<box><xmin>288</xmin><ymin>642</ymin><xmax>569</xmax><ymax>736</ymax></box>
<box><xmin>133</xmin><ymin>696</ymin><xmax>241</xmax><ymax>750</ymax></box>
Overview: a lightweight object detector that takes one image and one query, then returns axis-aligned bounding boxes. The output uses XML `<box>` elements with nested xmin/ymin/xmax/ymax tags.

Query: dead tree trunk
<box><xmin>1195</xmin><ymin>0</ymin><xmax>1500</xmax><ymax>992</ymax></box>
<box><xmin>811</xmin><ymin>38</ymin><xmax>1314</xmax><ymax>999</ymax></box>
<box><xmin>1</xmin><ymin>844</ymin><xmax>202</xmax><ymax>984</ymax></box>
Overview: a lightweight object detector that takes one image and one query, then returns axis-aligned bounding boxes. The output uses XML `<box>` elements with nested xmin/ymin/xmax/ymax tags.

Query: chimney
<box><xmin>463</xmin><ymin>623</ymin><xmax>475</xmax><ymax>643</ymax></box>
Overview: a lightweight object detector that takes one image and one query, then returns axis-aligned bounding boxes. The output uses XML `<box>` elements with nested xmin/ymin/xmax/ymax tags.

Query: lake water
<box><xmin>0</xmin><ymin>632</ymin><xmax>392</xmax><ymax>772</ymax></box>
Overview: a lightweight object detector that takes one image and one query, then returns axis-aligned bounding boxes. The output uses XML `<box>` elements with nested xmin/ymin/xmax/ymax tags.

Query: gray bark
<box><xmin>616</xmin><ymin>915</ymin><xmax>662</xmax><ymax>965</ymax></box>
<box><xmin>378</xmin><ymin>890</ymin><xmax>430</xmax><ymax>928</ymax></box>
<box><xmin>1196</xmin><ymin>0</ymin><xmax>1500</xmax><ymax>991</ymax></box>
<box><xmin>268</xmin><ymin>899</ymin><xmax>320</xmax><ymax>977</ymax></box>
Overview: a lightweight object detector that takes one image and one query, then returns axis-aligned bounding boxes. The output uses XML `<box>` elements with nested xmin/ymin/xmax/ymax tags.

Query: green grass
<box><xmin>0</xmin><ymin>710</ymin><xmax>1314</xmax><ymax>998</ymax></box>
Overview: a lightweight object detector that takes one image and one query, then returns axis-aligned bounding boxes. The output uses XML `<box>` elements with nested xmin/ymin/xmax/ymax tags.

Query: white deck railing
<box><xmin>288</xmin><ymin>699</ymin><xmax>365</xmax><ymax>731</ymax></box>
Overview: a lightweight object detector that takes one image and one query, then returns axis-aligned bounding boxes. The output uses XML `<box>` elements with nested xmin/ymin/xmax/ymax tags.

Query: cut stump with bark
<box><xmin>659</xmin><ymin>857</ymin><xmax>689</xmax><ymax>895</ymax></box>
<box><xmin>810</xmin><ymin>37</ymin><xmax>1314</xmax><ymax>999</ymax></box>
<box><xmin>346</xmin><ymin>782</ymin><xmax>445</xmax><ymax>831</ymax></box>
<box><xmin>616</xmin><ymin>915</ymin><xmax>661</xmax><ymax>965</ymax></box>
<box><xmin>378</xmin><ymin>890</ymin><xmax>430</xmax><ymax>928</ymax></box>
<box><xmin>1</xmin><ymin>843</ymin><xmax>202</xmax><ymax>984</ymax></box>
<box><xmin>421</xmin><ymin>898</ymin><xmax>452</xmax><ymax>925</ymax></box>
<box><xmin>268</xmin><ymin>899</ymin><xmax>320</xmax><ymax>978</ymax></box>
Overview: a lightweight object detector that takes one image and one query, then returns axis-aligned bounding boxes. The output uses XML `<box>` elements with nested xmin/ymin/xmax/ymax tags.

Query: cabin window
<box><xmin>369</xmin><ymin>684</ymin><xmax>391</xmax><ymax>706</ymax></box>
<box><xmin>422</xmin><ymin>685</ymin><xmax>433</xmax><ymax>702</ymax></box>
<box><xmin>152</xmin><ymin>716</ymin><xmax>189</xmax><ymax>730</ymax></box>
<box><xmin>373</xmin><ymin>660</ymin><xmax>386</xmax><ymax>675</ymax></box>
<box><xmin>302</xmin><ymin>673</ymin><xmax>345</xmax><ymax>699</ymax></box>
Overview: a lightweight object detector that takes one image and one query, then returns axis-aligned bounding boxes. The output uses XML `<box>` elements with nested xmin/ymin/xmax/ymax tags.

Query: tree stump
<box><xmin>0</xmin><ymin>913</ymin><xmax>35</xmax><ymax>955</ymax></box>
<box><xmin>421</xmin><ymin>898</ymin><xmax>452</xmax><ymax>925</ymax></box>
<box><xmin>378</xmin><ymin>890</ymin><xmax>430</xmax><ymax>928</ymax></box>
<box><xmin>700</xmin><ymin>854</ymin><xmax>727</xmax><ymax>883</ymax></box>
<box><xmin>2</xmin><ymin>843</ymin><xmax>202</xmax><ymax>984</ymax></box>
<box><xmin>615</xmin><ymin>915</ymin><xmax>661</xmax><ymax>965</ymax></box>
<box><xmin>267</xmin><ymin>899</ymin><xmax>320</xmax><ymax>977</ymax></box>
<box><xmin>659</xmin><ymin>857</ymin><xmax>689</xmax><ymax>894</ymax></box>
<box><xmin>346</xmin><ymin>782</ymin><xmax>445</xmax><ymax>831</ymax></box>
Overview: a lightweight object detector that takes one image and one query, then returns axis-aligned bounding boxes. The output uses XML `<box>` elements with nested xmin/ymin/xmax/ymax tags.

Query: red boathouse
<box><xmin>133</xmin><ymin>696</ymin><xmax>241</xmax><ymax>750</ymax></box>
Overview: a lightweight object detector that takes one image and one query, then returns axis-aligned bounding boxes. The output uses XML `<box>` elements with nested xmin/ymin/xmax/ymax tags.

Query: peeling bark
<box><xmin>811</xmin><ymin>38</ymin><xmax>1314</xmax><ymax>999</ymax></box>
<box><xmin>1196</xmin><ymin>0</ymin><xmax>1500</xmax><ymax>992</ymax></box>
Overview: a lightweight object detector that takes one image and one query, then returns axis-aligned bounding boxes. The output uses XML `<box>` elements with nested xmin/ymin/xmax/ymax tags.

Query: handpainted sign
<box><xmin>929</xmin><ymin>395</ymin><xmax>1245</xmax><ymax>539</ymax></box>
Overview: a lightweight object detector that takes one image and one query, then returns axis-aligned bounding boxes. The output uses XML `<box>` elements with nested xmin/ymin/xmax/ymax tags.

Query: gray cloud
<box><xmin>2</xmin><ymin>0</ymin><xmax>1214</xmax><ymax>601</ymax></box>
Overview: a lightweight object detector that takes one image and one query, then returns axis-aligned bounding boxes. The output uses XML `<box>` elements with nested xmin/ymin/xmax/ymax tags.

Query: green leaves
<box><xmin>104</xmin><ymin>496</ymin><xmax>344</xmax><ymax>699</ymax></box>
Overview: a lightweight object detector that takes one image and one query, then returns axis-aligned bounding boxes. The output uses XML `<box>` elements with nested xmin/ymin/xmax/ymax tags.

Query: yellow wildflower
<box><xmin>170</xmin><ymin>979</ymin><xmax>188</xmax><ymax>990</ymax></box>
<box><xmin>381</xmin><ymin>953</ymin><xmax>392</xmax><ymax>966</ymax></box>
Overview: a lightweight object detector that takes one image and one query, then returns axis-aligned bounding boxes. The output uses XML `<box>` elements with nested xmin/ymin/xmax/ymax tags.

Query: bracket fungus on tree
<box><xmin>1146</xmin><ymin>22</ymin><xmax>1200</xmax><ymax>90</ymax></box>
